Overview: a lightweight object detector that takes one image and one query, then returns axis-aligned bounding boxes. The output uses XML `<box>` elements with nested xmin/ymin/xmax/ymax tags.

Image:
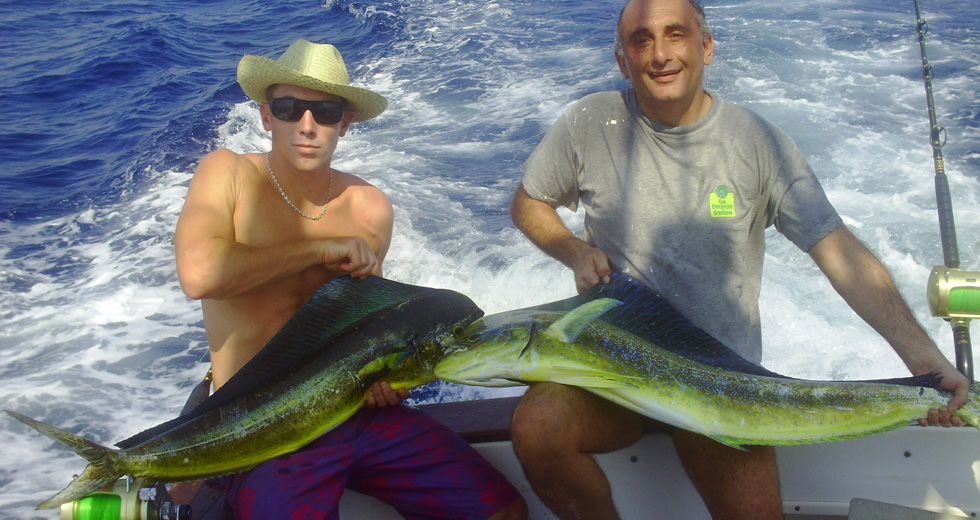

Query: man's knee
<box><xmin>511</xmin><ymin>383</ymin><xmax>578</xmax><ymax>458</ymax></box>
<box><xmin>512</xmin><ymin>383</ymin><xmax>642</xmax><ymax>459</ymax></box>
<box><xmin>487</xmin><ymin>497</ymin><xmax>529</xmax><ymax>520</ymax></box>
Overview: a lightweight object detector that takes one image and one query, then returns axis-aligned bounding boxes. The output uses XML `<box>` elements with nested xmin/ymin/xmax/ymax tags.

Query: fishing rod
<box><xmin>913</xmin><ymin>0</ymin><xmax>979</xmax><ymax>381</ymax></box>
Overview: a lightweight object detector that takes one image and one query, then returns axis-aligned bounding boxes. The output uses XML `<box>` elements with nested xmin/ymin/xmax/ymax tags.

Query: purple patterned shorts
<box><xmin>209</xmin><ymin>404</ymin><xmax>519</xmax><ymax>520</ymax></box>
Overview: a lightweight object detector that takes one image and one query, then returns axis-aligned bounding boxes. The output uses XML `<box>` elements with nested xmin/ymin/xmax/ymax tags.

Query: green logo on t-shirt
<box><xmin>710</xmin><ymin>185</ymin><xmax>735</xmax><ymax>218</ymax></box>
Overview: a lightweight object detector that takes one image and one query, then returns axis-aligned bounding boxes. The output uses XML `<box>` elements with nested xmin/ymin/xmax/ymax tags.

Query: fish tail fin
<box><xmin>955</xmin><ymin>383</ymin><xmax>980</xmax><ymax>432</ymax></box>
<box><xmin>952</xmin><ymin>382</ymin><xmax>980</xmax><ymax>432</ymax></box>
<box><xmin>5</xmin><ymin>410</ymin><xmax>123</xmax><ymax>509</ymax></box>
<box><xmin>958</xmin><ymin>409</ymin><xmax>980</xmax><ymax>432</ymax></box>
<box><xmin>35</xmin><ymin>461</ymin><xmax>121</xmax><ymax>510</ymax></box>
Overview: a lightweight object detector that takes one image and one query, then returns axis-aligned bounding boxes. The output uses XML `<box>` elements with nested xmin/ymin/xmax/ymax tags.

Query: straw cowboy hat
<box><xmin>237</xmin><ymin>39</ymin><xmax>388</xmax><ymax>122</ymax></box>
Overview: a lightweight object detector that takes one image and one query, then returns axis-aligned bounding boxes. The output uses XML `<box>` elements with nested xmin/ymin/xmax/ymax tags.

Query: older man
<box><xmin>508</xmin><ymin>1</ymin><xmax>969</xmax><ymax>519</ymax></box>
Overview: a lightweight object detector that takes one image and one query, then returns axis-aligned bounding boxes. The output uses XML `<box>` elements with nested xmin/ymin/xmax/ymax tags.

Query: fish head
<box><xmin>409</xmin><ymin>288</ymin><xmax>486</xmax><ymax>371</ymax></box>
<box><xmin>434</xmin><ymin>309</ymin><xmax>543</xmax><ymax>386</ymax></box>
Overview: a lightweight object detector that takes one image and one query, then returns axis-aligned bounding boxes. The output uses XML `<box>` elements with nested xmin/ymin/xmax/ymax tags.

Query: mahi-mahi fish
<box><xmin>434</xmin><ymin>274</ymin><xmax>980</xmax><ymax>448</ymax></box>
<box><xmin>6</xmin><ymin>275</ymin><xmax>483</xmax><ymax>510</ymax></box>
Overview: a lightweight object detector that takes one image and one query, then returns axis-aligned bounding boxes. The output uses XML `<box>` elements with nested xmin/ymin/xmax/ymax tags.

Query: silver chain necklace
<box><xmin>265</xmin><ymin>154</ymin><xmax>332</xmax><ymax>221</ymax></box>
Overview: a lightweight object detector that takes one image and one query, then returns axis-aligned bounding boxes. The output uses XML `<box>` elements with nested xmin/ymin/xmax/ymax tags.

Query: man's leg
<box><xmin>672</xmin><ymin>429</ymin><xmax>784</xmax><ymax>520</ymax></box>
<box><xmin>213</xmin><ymin>429</ymin><xmax>354</xmax><ymax>520</ymax></box>
<box><xmin>348</xmin><ymin>404</ymin><xmax>526</xmax><ymax>520</ymax></box>
<box><xmin>511</xmin><ymin>383</ymin><xmax>643</xmax><ymax>520</ymax></box>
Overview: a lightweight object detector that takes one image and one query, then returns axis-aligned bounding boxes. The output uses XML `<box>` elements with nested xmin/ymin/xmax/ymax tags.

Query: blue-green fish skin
<box><xmin>6</xmin><ymin>276</ymin><xmax>482</xmax><ymax>510</ymax></box>
<box><xmin>435</xmin><ymin>297</ymin><xmax>980</xmax><ymax>450</ymax></box>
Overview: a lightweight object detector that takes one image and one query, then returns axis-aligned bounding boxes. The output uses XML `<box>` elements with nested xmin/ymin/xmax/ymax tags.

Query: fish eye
<box><xmin>451</xmin><ymin>324</ymin><xmax>465</xmax><ymax>337</ymax></box>
<box><xmin>468</xmin><ymin>332</ymin><xmax>482</xmax><ymax>342</ymax></box>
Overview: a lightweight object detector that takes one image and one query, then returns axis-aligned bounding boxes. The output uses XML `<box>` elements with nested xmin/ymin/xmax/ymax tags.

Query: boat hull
<box><xmin>339</xmin><ymin>398</ymin><xmax>980</xmax><ymax>520</ymax></box>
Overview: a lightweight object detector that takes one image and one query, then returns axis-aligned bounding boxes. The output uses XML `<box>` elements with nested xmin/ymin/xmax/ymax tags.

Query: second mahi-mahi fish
<box><xmin>435</xmin><ymin>274</ymin><xmax>980</xmax><ymax>448</ymax></box>
<box><xmin>7</xmin><ymin>275</ymin><xmax>482</xmax><ymax>509</ymax></box>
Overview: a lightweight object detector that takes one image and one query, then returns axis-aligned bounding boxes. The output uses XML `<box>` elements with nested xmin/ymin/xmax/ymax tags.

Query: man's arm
<box><xmin>510</xmin><ymin>185</ymin><xmax>611</xmax><ymax>293</ymax></box>
<box><xmin>174</xmin><ymin>149</ymin><xmax>378</xmax><ymax>301</ymax></box>
<box><xmin>808</xmin><ymin>225</ymin><xmax>970</xmax><ymax>426</ymax></box>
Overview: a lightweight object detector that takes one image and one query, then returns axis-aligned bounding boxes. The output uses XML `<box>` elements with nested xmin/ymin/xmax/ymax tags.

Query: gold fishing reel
<box><xmin>927</xmin><ymin>266</ymin><xmax>980</xmax><ymax>320</ymax></box>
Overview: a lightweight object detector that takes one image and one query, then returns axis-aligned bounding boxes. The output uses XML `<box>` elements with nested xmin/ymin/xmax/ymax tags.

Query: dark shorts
<box><xmin>210</xmin><ymin>403</ymin><xmax>519</xmax><ymax>520</ymax></box>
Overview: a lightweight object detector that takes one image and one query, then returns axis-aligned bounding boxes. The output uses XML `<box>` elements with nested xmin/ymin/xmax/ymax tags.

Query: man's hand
<box><xmin>365</xmin><ymin>381</ymin><xmax>411</xmax><ymax>408</ymax></box>
<box><xmin>917</xmin><ymin>363</ymin><xmax>970</xmax><ymax>427</ymax></box>
<box><xmin>321</xmin><ymin>236</ymin><xmax>378</xmax><ymax>279</ymax></box>
<box><xmin>570</xmin><ymin>245</ymin><xmax>612</xmax><ymax>294</ymax></box>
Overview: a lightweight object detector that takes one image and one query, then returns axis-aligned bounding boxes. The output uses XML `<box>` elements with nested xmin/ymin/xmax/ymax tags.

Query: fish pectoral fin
<box><xmin>356</xmin><ymin>351</ymin><xmax>410</xmax><ymax>379</ymax></box>
<box><xmin>518</xmin><ymin>322</ymin><xmax>539</xmax><ymax>359</ymax></box>
<box><xmin>706</xmin><ymin>435</ymin><xmax>750</xmax><ymax>452</ymax></box>
<box><xmin>546</xmin><ymin>298</ymin><xmax>622</xmax><ymax>343</ymax></box>
<box><xmin>545</xmin><ymin>366</ymin><xmax>641</xmax><ymax>390</ymax></box>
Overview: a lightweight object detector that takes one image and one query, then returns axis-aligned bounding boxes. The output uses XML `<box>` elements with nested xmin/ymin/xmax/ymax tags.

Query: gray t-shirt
<box><xmin>521</xmin><ymin>89</ymin><xmax>842</xmax><ymax>363</ymax></box>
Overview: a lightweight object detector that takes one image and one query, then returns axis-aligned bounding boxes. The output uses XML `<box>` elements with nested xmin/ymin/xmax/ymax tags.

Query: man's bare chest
<box><xmin>232</xmin><ymin>183</ymin><xmax>362</xmax><ymax>247</ymax></box>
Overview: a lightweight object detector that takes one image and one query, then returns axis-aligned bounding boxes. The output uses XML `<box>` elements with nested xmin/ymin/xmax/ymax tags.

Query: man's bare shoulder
<box><xmin>329</xmin><ymin>171</ymin><xmax>394</xmax><ymax>260</ymax></box>
<box><xmin>334</xmin><ymin>171</ymin><xmax>393</xmax><ymax>220</ymax></box>
<box><xmin>195</xmin><ymin>148</ymin><xmax>263</xmax><ymax>179</ymax></box>
<box><xmin>184</xmin><ymin>150</ymin><xmax>266</xmax><ymax>207</ymax></box>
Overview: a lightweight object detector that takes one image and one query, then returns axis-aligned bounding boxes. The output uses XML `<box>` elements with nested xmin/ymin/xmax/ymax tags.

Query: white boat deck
<box><xmin>339</xmin><ymin>399</ymin><xmax>980</xmax><ymax>519</ymax></box>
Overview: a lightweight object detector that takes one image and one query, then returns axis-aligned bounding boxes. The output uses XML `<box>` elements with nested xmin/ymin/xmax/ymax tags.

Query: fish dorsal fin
<box><xmin>546</xmin><ymin>298</ymin><xmax>622</xmax><ymax>342</ymax></box>
<box><xmin>528</xmin><ymin>274</ymin><xmax>791</xmax><ymax>379</ymax></box>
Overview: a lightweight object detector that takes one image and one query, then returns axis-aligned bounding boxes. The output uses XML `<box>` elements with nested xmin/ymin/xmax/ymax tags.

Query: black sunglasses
<box><xmin>268</xmin><ymin>98</ymin><xmax>347</xmax><ymax>125</ymax></box>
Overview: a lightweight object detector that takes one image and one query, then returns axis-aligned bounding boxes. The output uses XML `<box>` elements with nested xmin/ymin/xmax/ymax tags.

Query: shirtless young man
<box><xmin>175</xmin><ymin>39</ymin><xmax>525</xmax><ymax>520</ymax></box>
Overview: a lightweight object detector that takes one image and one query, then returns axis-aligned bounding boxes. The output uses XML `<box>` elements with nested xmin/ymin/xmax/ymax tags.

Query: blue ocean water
<box><xmin>1</xmin><ymin>0</ymin><xmax>978</xmax><ymax>517</ymax></box>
